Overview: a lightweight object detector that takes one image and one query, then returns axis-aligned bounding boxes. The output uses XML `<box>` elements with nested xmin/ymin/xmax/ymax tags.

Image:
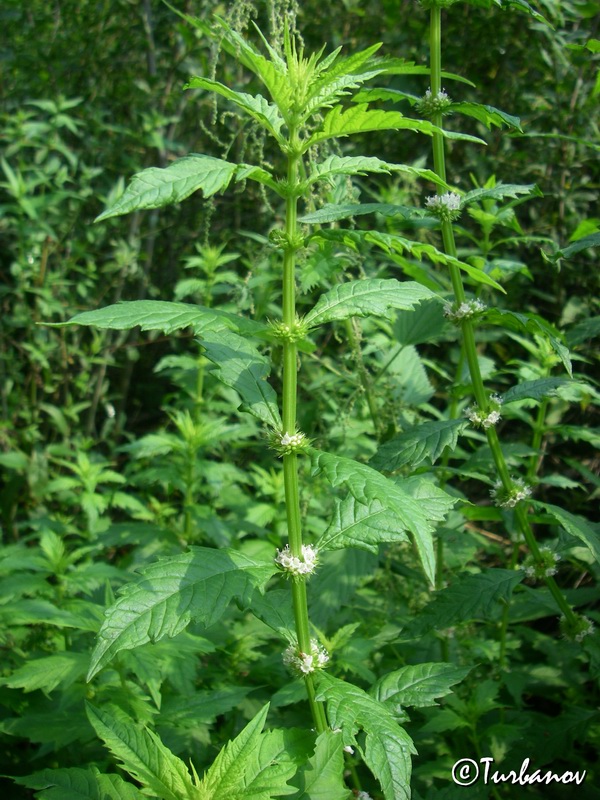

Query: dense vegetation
<box><xmin>1</xmin><ymin>0</ymin><xmax>598</xmax><ymax>798</ymax></box>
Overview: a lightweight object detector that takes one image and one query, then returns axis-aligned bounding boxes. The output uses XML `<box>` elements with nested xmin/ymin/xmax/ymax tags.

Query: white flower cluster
<box><xmin>356</xmin><ymin>793</ymin><xmax>374</xmax><ymax>800</ymax></box>
<box><xmin>466</xmin><ymin>394</ymin><xmax>503</xmax><ymax>429</ymax></box>
<box><xmin>418</xmin><ymin>88</ymin><xmax>452</xmax><ymax>117</ymax></box>
<box><xmin>283</xmin><ymin>639</ymin><xmax>329</xmax><ymax>675</ymax></box>
<box><xmin>523</xmin><ymin>546</ymin><xmax>561</xmax><ymax>580</ymax></box>
<box><xmin>560</xmin><ymin>614</ymin><xmax>595</xmax><ymax>643</ymax></box>
<box><xmin>490</xmin><ymin>477</ymin><xmax>532</xmax><ymax>508</ymax></box>
<box><xmin>275</xmin><ymin>544</ymin><xmax>319</xmax><ymax>577</ymax></box>
<box><xmin>425</xmin><ymin>191</ymin><xmax>462</xmax><ymax>222</ymax></box>
<box><xmin>443</xmin><ymin>298</ymin><xmax>487</xmax><ymax>323</ymax></box>
<box><xmin>273</xmin><ymin>429</ymin><xmax>309</xmax><ymax>456</ymax></box>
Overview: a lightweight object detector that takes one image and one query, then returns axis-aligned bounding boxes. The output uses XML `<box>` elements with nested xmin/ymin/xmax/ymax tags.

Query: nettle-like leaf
<box><xmin>86</xmin><ymin>704</ymin><xmax>195</xmax><ymax>800</ymax></box>
<box><xmin>534</xmin><ymin>502</ymin><xmax>600</xmax><ymax>565</ymax></box>
<box><xmin>54</xmin><ymin>300</ymin><xmax>266</xmax><ymax>337</ymax></box>
<box><xmin>484</xmin><ymin>309</ymin><xmax>572</xmax><ymax>375</ymax></box>
<box><xmin>317</xmin><ymin>495</ymin><xmax>410</xmax><ymax>554</ymax></box>
<box><xmin>304</xmin><ymin>155</ymin><xmax>445</xmax><ymax>189</ymax></box>
<box><xmin>502</xmin><ymin>377</ymin><xmax>573</xmax><ymax>404</ymax></box>
<box><xmin>462</xmin><ymin>183</ymin><xmax>541</xmax><ymax>206</ymax></box>
<box><xmin>304</xmin><ymin>278</ymin><xmax>435</xmax><ymax>329</ymax></box>
<box><xmin>313</xmin><ymin>229</ymin><xmax>505</xmax><ymax>292</ymax></box>
<box><xmin>550</xmin><ymin>231</ymin><xmax>600</xmax><ymax>261</ymax></box>
<box><xmin>310</xmin><ymin>449</ymin><xmax>456</xmax><ymax>584</ymax></box>
<box><xmin>88</xmin><ymin>547</ymin><xmax>276</xmax><ymax>679</ymax></box>
<box><xmin>370</xmin><ymin>418</ymin><xmax>469</xmax><ymax>472</ymax></box>
<box><xmin>299</xmin><ymin>202</ymin><xmax>428</xmax><ymax>225</ymax></box>
<box><xmin>199</xmin><ymin>704</ymin><xmax>310</xmax><ymax>799</ymax></box>
<box><xmin>399</xmin><ymin>569</ymin><xmax>524</xmax><ymax>640</ymax></box>
<box><xmin>371</xmin><ymin>663</ymin><xmax>472</xmax><ymax>711</ymax></box>
<box><xmin>451</xmin><ymin>102</ymin><xmax>522</xmax><ymax>131</ymax></box>
<box><xmin>315</xmin><ymin>672</ymin><xmax>415</xmax><ymax>800</ymax></box>
<box><xmin>305</xmin><ymin>103</ymin><xmax>484</xmax><ymax>149</ymax></box>
<box><xmin>15</xmin><ymin>766</ymin><xmax>146</xmax><ymax>800</ymax></box>
<box><xmin>0</xmin><ymin>652</ymin><xmax>89</xmax><ymax>694</ymax></box>
<box><xmin>291</xmin><ymin>731</ymin><xmax>350</xmax><ymax>800</ymax></box>
<box><xmin>95</xmin><ymin>155</ymin><xmax>238</xmax><ymax>221</ymax></box>
<box><xmin>200</xmin><ymin>328</ymin><xmax>282</xmax><ymax>428</ymax></box>
<box><xmin>185</xmin><ymin>77</ymin><xmax>286</xmax><ymax>144</ymax></box>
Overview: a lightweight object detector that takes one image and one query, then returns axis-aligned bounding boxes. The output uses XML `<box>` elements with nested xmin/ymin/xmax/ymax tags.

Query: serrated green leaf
<box><xmin>566</xmin><ymin>316</ymin><xmax>600</xmax><ymax>347</ymax></box>
<box><xmin>372</xmin><ymin>663</ymin><xmax>471</xmax><ymax>710</ymax></box>
<box><xmin>502</xmin><ymin>378</ymin><xmax>572</xmax><ymax>404</ymax></box>
<box><xmin>312</xmin><ymin>229</ymin><xmax>505</xmax><ymax>292</ymax></box>
<box><xmin>304</xmin><ymin>155</ymin><xmax>446</xmax><ymax>189</ymax></box>
<box><xmin>301</xmin><ymin>43</ymin><xmax>385</xmax><ymax>119</ymax></box>
<box><xmin>15</xmin><ymin>766</ymin><xmax>146</xmax><ymax>800</ymax></box>
<box><xmin>0</xmin><ymin>599</ymin><xmax>102</xmax><ymax>632</ymax></box>
<box><xmin>0</xmin><ymin>652</ymin><xmax>89</xmax><ymax>694</ymax></box>
<box><xmin>484</xmin><ymin>309</ymin><xmax>572</xmax><ymax>375</ymax></box>
<box><xmin>53</xmin><ymin>300</ymin><xmax>265</xmax><ymax>337</ymax></box>
<box><xmin>291</xmin><ymin>731</ymin><xmax>350</xmax><ymax>800</ymax></box>
<box><xmin>299</xmin><ymin>202</ymin><xmax>427</xmax><ymax>225</ymax></box>
<box><xmin>236</xmin><ymin>163</ymin><xmax>281</xmax><ymax>194</ymax></box>
<box><xmin>310</xmin><ymin>450</ymin><xmax>456</xmax><ymax>584</ymax></box>
<box><xmin>95</xmin><ymin>155</ymin><xmax>238</xmax><ymax>221</ymax></box>
<box><xmin>86</xmin><ymin>704</ymin><xmax>195</xmax><ymax>800</ymax></box>
<box><xmin>201</xmin><ymin>328</ymin><xmax>282</xmax><ymax>428</ymax></box>
<box><xmin>200</xmin><ymin>704</ymin><xmax>307</xmax><ymax>799</ymax></box>
<box><xmin>451</xmin><ymin>102</ymin><xmax>522</xmax><ymax>131</ymax></box>
<box><xmin>305</xmin><ymin>104</ymin><xmax>484</xmax><ymax>149</ymax></box>
<box><xmin>308</xmin><ymin>549</ymin><xmax>378</xmax><ymax>628</ymax></box>
<box><xmin>305</xmin><ymin>278</ymin><xmax>434</xmax><ymax>329</ymax></box>
<box><xmin>161</xmin><ymin>686</ymin><xmax>253</xmax><ymax>727</ymax></box>
<box><xmin>315</xmin><ymin>672</ymin><xmax>414</xmax><ymax>800</ymax></box>
<box><xmin>185</xmin><ymin>77</ymin><xmax>286</xmax><ymax>143</ymax></box>
<box><xmin>247</xmin><ymin>588</ymin><xmax>296</xmax><ymax>642</ymax></box>
<box><xmin>370</xmin><ymin>419</ymin><xmax>468</xmax><ymax>472</ymax></box>
<box><xmin>88</xmin><ymin>547</ymin><xmax>275</xmax><ymax>679</ymax></box>
<box><xmin>318</xmin><ymin>495</ymin><xmax>410</xmax><ymax>554</ymax></box>
<box><xmin>554</xmin><ymin>231</ymin><xmax>600</xmax><ymax>260</ymax></box>
<box><xmin>462</xmin><ymin>183</ymin><xmax>540</xmax><ymax>205</ymax></box>
<box><xmin>535</xmin><ymin>502</ymin><xmax>600</xmax><ymax>565</ymax></box>
<box><xmin>399</xmin><ymin>569</ymin><xmax>524</xmax><ymax>640</ymax></box>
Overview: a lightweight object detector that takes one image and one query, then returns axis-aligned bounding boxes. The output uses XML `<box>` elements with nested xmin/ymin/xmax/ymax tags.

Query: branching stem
<box><xmin>428</xmin><ymin>6</ymin><xmax>576</xmax><ymax>627</ymax></box>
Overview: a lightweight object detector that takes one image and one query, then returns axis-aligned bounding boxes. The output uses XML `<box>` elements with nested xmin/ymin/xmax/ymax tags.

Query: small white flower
<box><xmin>275</xmin><ymin>544</ymin><xmax>319</xmax><ymax>577</ymax></box>
<box><xmin>444</xmin><ymin>298</ymin><xmax>487</xmax><ymax>322</ymax></box>
<box><xmin>491</xmin><ymin>477</ymin><xmax>532</xmax><ymax>508</ymax></box>
<box><xmin>283</xmin><ymin>639</ymin><xmax>329</xmax><ymax>675</ymax></box>
<box><xmin>425</xmin><ymin>191</ymin><xmax>462</xmax><ymax>222</ymax></box>
<box><xmin>356</xmin><ymin>793</ymin><xmax>374</xmax><ymax>800</ymax></box>
<box><xmin>343</xmin><ymin>745</ymin><xmax>354</xmax><ymax>754</ymax></box>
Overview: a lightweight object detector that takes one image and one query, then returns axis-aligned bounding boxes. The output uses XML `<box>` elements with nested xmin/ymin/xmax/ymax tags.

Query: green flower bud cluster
<box><xmin>268</xmin><ymin>229</ymin><xmax>305</xmax><ymax>251</ymax></box>
<box><xmin>270</xmin><ymin>429</ymin><xmax>310</xmax><ymax>456</ymax></box>
<box><xmin>490</xmin><ymin>477</ymin><xmax>532</xmax><ymax>509</ymax></box>
<box><xmin>270</xmin><ymin>316</ymin><xmax>309</xmax><ymax>343</ymax></box>
<box><xmin>417</xmin><ymin>88</ymin><xmax>453</xmax><ymax>119</ymax></box>
<box><xmin>523</xmin><ymin>546</ymin><xmax>561</xmax><ymax>581</ymax></box>
<box><xmin>559</xmin><ymin>613</ymin><xmax>595</xmax><ymax>643</ymax></box>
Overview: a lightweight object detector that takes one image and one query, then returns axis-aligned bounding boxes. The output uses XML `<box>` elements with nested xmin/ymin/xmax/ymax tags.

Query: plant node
<box><xmin>283</xmin><ymin>638</ymin><xmax>329</xmax><ymax>674</ymax></box>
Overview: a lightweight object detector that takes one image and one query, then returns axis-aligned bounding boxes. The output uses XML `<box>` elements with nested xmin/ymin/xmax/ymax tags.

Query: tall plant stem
<box><xmin>428</xmin><ymin>6</ymin><xmax>576</xmax><ymax>627</ymax></box>
<box><xmin>281</xmin><ymin>139</ymin><xmax>327</xmax><ymax>733</ymax></box>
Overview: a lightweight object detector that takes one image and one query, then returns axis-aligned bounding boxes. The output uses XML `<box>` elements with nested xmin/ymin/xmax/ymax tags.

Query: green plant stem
<box><xmin>281</xmin><ymin>140</ymin><xmax>327</xmax><ymax>734</ymax></box>
<box><xmin>428</xmin><ymin>6</ymin><xmax>576</xmax><ymax>627</ymax></box>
